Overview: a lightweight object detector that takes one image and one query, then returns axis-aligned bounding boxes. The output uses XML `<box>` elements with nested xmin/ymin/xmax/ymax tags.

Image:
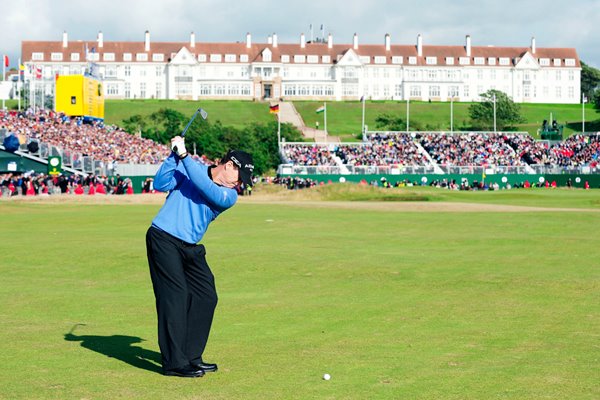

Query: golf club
<box><xmin>174</xmin><ymin>107</ymin><xmax>208</xmax><ymax>153</ymax></box>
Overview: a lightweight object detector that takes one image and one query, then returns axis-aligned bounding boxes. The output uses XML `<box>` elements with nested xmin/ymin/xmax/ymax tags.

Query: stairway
<box><xmin>278</xmin><ymin>102</ymin><xmax>340</xmax><ymax>143</ymax></box>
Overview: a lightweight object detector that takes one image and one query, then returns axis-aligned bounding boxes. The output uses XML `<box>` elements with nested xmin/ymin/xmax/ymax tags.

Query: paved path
<box><xmin>278</xmin><ymin>102</ymin><xmax>340</xmax><ymax>143</ymax></box>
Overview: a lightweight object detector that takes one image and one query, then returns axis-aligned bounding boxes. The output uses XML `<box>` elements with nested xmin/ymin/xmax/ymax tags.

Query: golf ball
<box><xmin>323</xmin><ymin>373</ymin><xmax>331</xmax><ymax>380</ymax></box>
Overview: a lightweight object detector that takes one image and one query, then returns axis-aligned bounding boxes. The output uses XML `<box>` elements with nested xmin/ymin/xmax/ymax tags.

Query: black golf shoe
<box><xmin>191</xmin><ymin>360</ymin><xmax>218</xmax><ymax>373</ymax></box>
<box><xmin>163</xmin><ymin>365</ymin><xmax>205</xmax><ymax>378</ymax></box>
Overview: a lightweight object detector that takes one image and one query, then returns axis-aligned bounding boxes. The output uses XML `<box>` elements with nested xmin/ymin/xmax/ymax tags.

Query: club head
<box><xmin>199</xmin><ymin>108</ymin><xmax>208</xmax><ymax>120</ymax></box>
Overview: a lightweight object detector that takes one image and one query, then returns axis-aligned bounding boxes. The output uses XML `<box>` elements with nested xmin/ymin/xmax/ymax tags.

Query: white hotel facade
<box><xmin>21</xmin><ymin>31</ymin><xmax>581</xmax><ymax>104</ymax></box>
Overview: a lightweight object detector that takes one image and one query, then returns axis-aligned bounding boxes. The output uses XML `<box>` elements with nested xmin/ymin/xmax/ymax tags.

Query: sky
<box><xmin>1</xmin><ymin>0</ymin><xmax>599</xmax><ymax>69</ymax></box>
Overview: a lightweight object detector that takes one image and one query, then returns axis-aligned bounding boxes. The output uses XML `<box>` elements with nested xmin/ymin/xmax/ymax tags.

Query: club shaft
<box><xmin>181</xmin><ymin>109</ymin><xmax>201</xmax><ymax>137</ymax></box>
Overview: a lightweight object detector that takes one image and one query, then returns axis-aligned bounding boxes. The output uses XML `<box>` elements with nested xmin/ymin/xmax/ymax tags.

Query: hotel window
<box><xmin>198</xmin><ymin>54</ymin><xmax>207</xmax><ymax>62</ymax></box>
<box><xmin>499</xmin><ymin>57</ymin><xmax>510</xmax><ymax>66</ymax></box>
<box><xmin>477</xmin><ymin>70</ymin><xmax>484</xmax><ymax>80</ymax></box>
<box><xmin>215</xmin><ymin>85</ymin><xmax>225</xmax><ymax>95</ymax></box>
<box><xmin>428</xmin><ymin>70</ymin><xmax>437</xmax><ymax>80</ymax></box>
<box><xmin>394</xmin><ymin>84</ymin><xmax>402</xmax><ymax>97</ymax></box>
<box><xmin>124</xmin><ymin>83</ymin><xmax>131</xmax><ymax>98</ymax></box>
<box><xmin>359</xmin><ymin>56</ymin><xmax>371</xmax><ymax>64</ymax></box>
<box><xmin>241</xmin><ymin>85</ymin><xmax>251</xmax><ymax>95</ymax></box>
<box><xmin>490</xmin><ymin>70</ymin><xmax>496</xmax><ymax>80</ymax></box>
<box><xmin>70</xmin><ymin>53</ymin><xmax>80</xmax><ymax>61</ymax></box>
<box><xmin>555</xmin><ymin>87</ymin><xmax>561</xmax><ymax>97</ymax></box>
<box><xmin>156</xmin><ymin>66</ymin><xmax>162</xmax><ymax>76</ymax></box>
<box><xmin>106</xmin><ymin>84</ymin><xmax>118</xmax><ymax>96</ymax></box>
<box><xmin>383</xmin><ymin>86</ymin><xmax>390</xmax><ymax>97</ymax></box>
<box><xmin>426</xmin><ymin>57</ymin><xmax>437</xmax><ymax>65</ymax></box>
<box><xmin>553</xmin><ymin>58</ymin><xmax>561</xmax><ymax>66</ymax></box>
<box><xmin>464</xmin><ymin>85</ymin><xmax>469</xmax><ymax>97</ymax></box>
<box><xmin>410</xmin><ymin>85</ymin><xmax>421</xmax><ymax>97</ymax></box>
<box><xmin>555</xmin><ymin>70</ymin><xmax>562</xmax><ymax>81</ymax></box>
<box><xmin>123</xmin><ymin>53</ymin><xmax>132</xmax><ymax>61</ymax></box>
<box><xmin>324</xmin><ymin>86</ymin><xmax>334</xmax><ymax>96</ymax></box>
<box><xmin>446</xmin><ymin>57</ymin><xmax>454</xmax><ymax>65</ymax></box>
<box><xmin>372</xmin><ymin>85</ymin><xmax>379</xmax><ymax>97</ymax></box>
<box><xmin>307</xmin><ymin>55</ymin><xmax>318</xmax><ymax>63</ymax></box>
<box><xmin>240</xmin><ymin>54</ymin><xmax>249</xmax><ymax>62</ymax></box>
<box><xmin>488</xmin><ymin>57</ymin><xmax>496</xmax><ymax>65</ymax></box>
<box><xmin>152</xmin><ymin>54</ymin><xmax>164</xmax><ymax>62</ymax></box>
<box><xmin>51</xmin><ymin>53</ymin><xmax>63</xmax><ymax>61</ymax></box>
<box><xmin>200</xmin><ymin>84</ymin><xmax>212</xmax><ymax>95</ymax></box>
<box><xmin>429</xmin><ymin>86</ymin><xmax>440</xmax><ymax>97</ymax></box>
<box><xmin>539</xmin><ymin>58</ymin><xmax>550</xmax><ymax>66</ymax></box>
<box><xmin>140</xmin><ymin>68</ymin><xmax>146</xmax><ymax>77</ymax></box>
<box><xmin>140</xmin><ymin>83</ymin><xmax>146</xmax><ymax>98</ymax></box>
<box><xmin>313</xmin><ymin>86</ymin><xmax>323</xmax><ymax>96</ymax></box>
<box><xmin>225</xmin><ymin>54</ymin><xmax>236</xmax><ymax>62</ymax></box>
<box><xmin>210</xmin><ymin>54</ymin><xmax>222</xmax><ymax>62</ymax></box>
<box><xmin>32</xmin><ymin>52</ymin><xmax>44</xmax><ymax>61</ymax></box>
<box><xmin>156</xmin><ymin>82</ymin><xmax>162</xmax><ymax>98</ymax></box>
<box><xmin>374</xmin><ymin>56</ymin><xmax>386</xmax><ymax>64</ymax></box>
<box><xmin>383</xmin><ymin>68</ymin><xmax>389</xmax><ymax>78</ymax></box>
<box><xmin>284</xmin><ymin>85</ymin><xmax>296</xmax><ymax>96</ymax></box>
<box><xmin>459</xmin><ymin>57</ymin><xmax>470</xmax><ymax>65</ymax></box>
<box><xmin>568</xmin><ymin>70</ymin><xmax>575</xmax><ymax>81</ymax></box>
<box><xmin>124</xmin><ymin>66</ymin><xmax>131</xmax><ymax>76</ymax></box>
<box><xmin>104</xmin><ymin>53</ymin><xmax>115</xmax><ymax>62</ymax></box>
<box><xmin>262</xmin><ymin>51</ymin><xmax>271</xmax><ymax>62</ymax></box>
<box><xmin>294</xmin><ymin>55</ymin><xmax>306</xmax><ymax>63</ymax></box>
<box><xmin>105</xmin><ymin>66</ymin><xmax>117</xmax><ymax>77</ymax></box>
<box><xmin>228</xmin><ymin>84</ymin><xmax>240</xmax><ymax>95</ymax></box>
<box><xmin>474</xmin><ymin>57</ymin><xmax>485</xmax><ymax>65</ymax></box>
<box><xmin>408</xmin><ymin>57</ymin><xmax>417</xmax><ymax>65</ymax></box>
<box><xmin>449</xmin><ymin>86</ymin><xmax>459</xmax><ymax>97</ymax></box>
<box><xmin>524</xmin><ymin>85</ymin><xmax>530</xmax><ymax>98</ymax></box>
<box><xmin>322</xmin><ymin>55</ymin><xmax>330</xmax><ymax>63</ymax></box>
<box><xmin>373</xmin><ymin>68</ymin><xmax>379</xmax><ymax>78</ymax></box>
<box><xmin>568</xmin><ymin>86</ymin><xmax>574</xmax><ymax>98</ymax></box>
<box><xmin>281</xmin><ymin>55</ymin><xmax>290</xmax><ymax>63</ymax></box>
<box><xmin>392</xmin><ymin>56</ymin><xmax>403</xmax><ymax>64</ymax></box>
<box><xmin>565</xmin><ymin>59</ymin><xmax>575</xmax><ymax>66</ymax></box>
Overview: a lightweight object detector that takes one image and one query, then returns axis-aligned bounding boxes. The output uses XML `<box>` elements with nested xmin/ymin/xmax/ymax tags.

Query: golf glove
<box><xmin>171</xmin><ymin>138</ymin><xmax>188</xmax><ymax>159</ymax></box>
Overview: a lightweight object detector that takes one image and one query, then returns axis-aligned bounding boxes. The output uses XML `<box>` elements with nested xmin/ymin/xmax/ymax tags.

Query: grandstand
<box><xmin>2</xmin><ymin>108</ymin><xmax>600</xmax><ymax>191</ymax></box>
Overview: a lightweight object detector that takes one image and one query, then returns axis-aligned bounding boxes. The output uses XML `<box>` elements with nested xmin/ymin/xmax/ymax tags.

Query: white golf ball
<box><xmin>323</xmin><ymin>373</ymin><xmax>331</xmax><ymax>380</ymax></box>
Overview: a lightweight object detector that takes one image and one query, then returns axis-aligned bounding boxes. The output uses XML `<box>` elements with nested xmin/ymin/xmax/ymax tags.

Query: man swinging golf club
<box><xmin>146</xmin><ymin>125</ymin><xmax>253</xmax><ymax>377</ymax></box>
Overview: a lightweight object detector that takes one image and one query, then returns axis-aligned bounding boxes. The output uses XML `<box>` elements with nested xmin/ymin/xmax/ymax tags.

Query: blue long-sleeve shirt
<box><xmin>151</xmin><ymin>154</ymin><xmax>238</xmax><ymax>244</ymax></box>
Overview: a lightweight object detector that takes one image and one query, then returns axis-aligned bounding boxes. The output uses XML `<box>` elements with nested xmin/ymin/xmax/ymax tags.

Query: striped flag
<box><xmin>316</xmin><ymin>105</ymin><xmax>325</xmax><ymax>114</ymax></box>
<box><xmin>269</xmin><ymin>104</ymin><xmax>279</xmax><ymax>114</ymax></box>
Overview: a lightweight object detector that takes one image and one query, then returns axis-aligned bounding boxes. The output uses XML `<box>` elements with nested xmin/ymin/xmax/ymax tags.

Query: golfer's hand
<box><xmin>171</xmin><ymin>136</ymin><xmax>188</xmax><ymax>159</ymax></box>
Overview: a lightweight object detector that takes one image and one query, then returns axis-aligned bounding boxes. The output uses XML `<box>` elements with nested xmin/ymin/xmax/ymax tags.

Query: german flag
<box><xmin>269</xmin><ymin>104</ymin><xmax>279</xmax><ymax>114</ymax></box>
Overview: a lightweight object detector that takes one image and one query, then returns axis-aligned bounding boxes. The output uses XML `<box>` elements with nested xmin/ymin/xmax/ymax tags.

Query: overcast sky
<box><xmin>2</xmin><ymin>0</ymin><xmax>599</xmax><ymax>69</ymax></box>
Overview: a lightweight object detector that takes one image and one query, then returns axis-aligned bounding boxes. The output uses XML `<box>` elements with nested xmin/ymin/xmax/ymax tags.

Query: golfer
<box><xmin>146</xmin><ymin>135</ymin><xmax>253</xmax><ymax>378</ymax></box>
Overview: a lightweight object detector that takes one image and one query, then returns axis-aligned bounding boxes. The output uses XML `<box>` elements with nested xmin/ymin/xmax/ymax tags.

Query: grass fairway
<box><xmin>0</xmin><ymin>190</ymin><xmax>599</xmax><ymax>399</ymax></box>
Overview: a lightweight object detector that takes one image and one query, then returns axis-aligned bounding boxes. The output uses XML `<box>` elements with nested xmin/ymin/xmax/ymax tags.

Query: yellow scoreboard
<box><xmin>55</xmin><ymin>75</ymin><xmax>104</xmax><ymax>121</ymax></box>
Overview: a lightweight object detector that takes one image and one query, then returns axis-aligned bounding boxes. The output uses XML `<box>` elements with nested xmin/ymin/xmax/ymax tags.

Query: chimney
<box><xmin>62</xmin><ymin>31</ymin><xmax>68</xmax><ymax>48</ymax></box>
<box><xmin>144</xmin><ymin>30</ymin><xmax>150</xmax><ymax>52</ymax></box>
<box><xmin>353</xmin><ymin>33</ymin><xmax>358</xmax><ymax>50</ymax></box>
<box><xmin>273</xmin><ymin>33</ymin><xmax>278</xmax><ymax>48</ymax></box>
<box><xmin>328</xmin><ymin>33</ymin><xmax>333</xmax><ymax>49</ymax></box>
<box><xmin>190</xmin><ymin>31</ymin><xmax>195</xmax><ymax>48</ymax></box>
<box><xmin>267</xmin><ymin>35</ymin><xmax>273</xmax><ymax>45</ymax></box>
<box><xmin>246</xmin><ymin>32</ymin><xmax>252</xmax><ymax>48</ymax></box>
<box><xmin>417</xmin><ymin>34</ymin><xmax>422</xmax><ymax>57</ymax></box>
<box><xmin>301</xmin><ymin>33</ymin><xmax>306</xmax><ymax>48</ymax></box>
<box><xmin>531</xmin><ymin>36</ymin><xmax>536</xmax><ymax>54</ymax></box>
<box><xmin>466</xmin><ymin>35</ymin><xmax>471</xmax><ymax>57</ymax></box>
<box><xmin>97</xmin><ymin>31</ymin><xmax>104</xmax><ymax>48</ymax></box>
<box><xmin>385</xmin><ymin>33</ymin><xmax>391</xmax><ymax>51</ymax></box>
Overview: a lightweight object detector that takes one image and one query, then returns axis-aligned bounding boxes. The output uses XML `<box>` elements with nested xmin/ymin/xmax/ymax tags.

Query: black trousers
<box><xmin>145</xmin><ymin>226</ymin><xmax>218</xmax><ymax>370</ymax></box>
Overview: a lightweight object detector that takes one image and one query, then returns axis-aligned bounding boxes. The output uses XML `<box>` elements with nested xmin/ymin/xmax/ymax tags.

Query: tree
<box><xmin>581</xmin><ymin>61</ymin><xmax>600</xmax><ymax>102</ymax></box>
<box><xmin>469</xmin><ymin>89</ymin><xmax>525</xmax><ymax>130</ymax></box>
<box><xmin>374</xmin><ymin>113</ymin><xmax>406</xmax><ymax>130</ymax></box>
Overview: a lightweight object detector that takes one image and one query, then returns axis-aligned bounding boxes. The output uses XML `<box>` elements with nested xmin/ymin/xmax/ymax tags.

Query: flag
<box><xmin>19</xmin><ymin>64</ymin><xmax>25</xmax><ymax>71</ymax></box>
<box><xmin>269</xmin><ymin>104</ymin><xmax>279</xmax><ymax>114</ymax></box>
<box><xmin>360</xmin><ymin>95</ymin><xmax>364</xmax><ymax>103</ymax></box>
<box><xmin>316</xmin><ymin>105</ymin><xmax>325</xmax><ymax>114</ymax></box>
<box><xmin>35</xmin><ymin>65</ymin><xmax>42</xmax><ymax>79</ymax></box>
<box><xmin>3</xmin><ymin>55</ymin><xmax>8</xmax><ymax>67</ymax></box>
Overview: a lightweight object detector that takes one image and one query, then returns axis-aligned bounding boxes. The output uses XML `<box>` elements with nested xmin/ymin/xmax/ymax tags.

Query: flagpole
<box><xmin>493</xmin><ymin>93</ymin><xmax>497</xmax><ymax>133</ymax></box>
<box><xmin>324</xmin><ymin>102</ymin><xmax>327</xmax><ymax>134</ymax></box>
<box><xmin>406</xmin><ymin>98</ymin><xmax>410</xmax><ymax>132</ymax></box>
<box><xmin>277</xmin><ymin>111</ymin><xmax>281</xmax><ymax>149</ymax></box>
<box><xmin>361</xmin><ymin>95</ymin><xmax>365</xmax><ymax>139</ymax></box>
<box><xmin>17</xmin><ymin>58</ymin><xmax>21</xmax><ymax>111</ymax></box>
<box><xmin>582</xmin><ymin>93</ymin><xmax>586</xmax><ymax>134</ymax></box>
